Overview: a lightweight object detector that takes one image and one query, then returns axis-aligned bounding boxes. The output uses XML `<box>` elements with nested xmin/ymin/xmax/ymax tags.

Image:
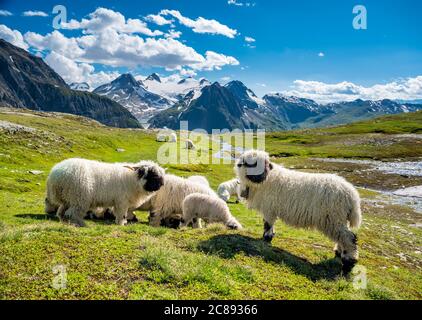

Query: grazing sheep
<box><xmin>45</xmin><ymin>158</ymin><xmax>165</xmax><ymax>226</ymax></box>
<box><xmin>169</xmin><ymin>132</ymin><xmax>177</xmax><ymax>143</ymax></box>
<box><xmin>138</xmin><ymin>174</ymin><xmax>216</xmax><ymax>228</ymax></box>
<box><xmin>181</xmin><ymin>193</ymin><xmax>242</xmax><ymax>230</ymax></box>
<box><xmin>156</xmin><ymin>133</ymin><xmax>167</xmax><ymax>142</ymax></box>
<box><xmin>185</xmin><ymin>139</ymin><xmax>196</xmax><ymax>150</ymax></box>
<box><xmin>187</xmin><ymin>175</ymin><xmax>210</xmax><ymax>187</ymax></box>
<box><xmin>217</xmin><ymin>178</ymin><xmax>241</xmax><ymax>203</ymax></box>
<box><xmin>235</xmin><ymin>150</ymin><xmax>362</xmax><ymax>274</ymax></box>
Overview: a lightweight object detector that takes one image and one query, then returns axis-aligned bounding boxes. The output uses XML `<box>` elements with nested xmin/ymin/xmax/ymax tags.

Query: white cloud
<box><xmin>23</xmin><ymin>11</ymin><xmax>48</xmax><ymax>17</ymax></box>
<box><xmin>245</xmin><ymin>36</ymin><xmax>255</xmax><ymax>42</ymax></box>
<box><xmin>45</xmin><ymin>51</ymin><xmax>119</xmax><ymax>89</ymax></box>
<box><xmin>0</xmin><ymin>10</ymin><xmax>13</xmax><ymax>16</ymax></box>
<box><xmin>221</xmin><ymin>76</ymin><xmax>231</xmax><ymax>82</ymax></box>
<box><xmin>159</xmin><ymin>10</ymin><xmax>237</xmax><ymax>38</ymax></box>
<box><xmin>0</xmin><ymin>24</ymin><xmax>28</xmax><ymax>49</ymax></box>
<box><xmin>228</xmin><ymin>0</ymin><xmax>256</xmax><ymax>7</ymax></box>
<box><xmin>318</xmin><ymin>52</ymin><xmax>325</xmax><ymax>57</ymax></box>
<box><xmin>146</xmin><ymin>14</ymin><xmax>173</xmax><ymax>26</ymax></box>
<box><xmin>282</xmin><ymin>77</ymin><xmax>422</xmax><ymax>103</ymax></box>
<box><xmin>61</xmin><ymin>7</ymin><xmax>162</xmax><ymax>36</ymax></box>
<box><xmin>22</xmin><ymin>8</ymin><xmax>239</xmax><ymax>72</ymax></box>
<box><xmin>192</xmin><ymin>51</ymin><xmax>239</xmax><ymax>71</ymax></box>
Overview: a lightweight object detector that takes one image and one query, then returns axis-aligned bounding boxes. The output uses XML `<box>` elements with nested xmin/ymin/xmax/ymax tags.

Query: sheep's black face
<box><xmin>238</xmin><ymin>158</ymin><xmax>273</xmax><ymax>184</ymax></box>
<box><xmin>142</xmin><ymin>168</ymin><xmax>164</xmax><ymax>192</ymax></box>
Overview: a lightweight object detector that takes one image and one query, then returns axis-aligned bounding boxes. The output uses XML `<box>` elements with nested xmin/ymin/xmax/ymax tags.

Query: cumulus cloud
<box><xmin>146</xmin><ymin>14</ymin><xmax>173</xmax><ymax>26</ymax></box>
<box><xmin>61</xmin><ymin>7</ymin><xmax>163</xmax><ymax>36</ymax></box>
<box><xmin>21</xmin><ymin>8</ymin><xmax>239</xmax><ymax>73</ymax></box>
<box><xmin>22</xmin><ymin>11</ymin><xmax>48</xmax><ymax>17</ymax></box>
<box><xmin>0</xmin><ymin>10</ymin><xmax>13</xmax><ymax>16</ymax></box>
<box><xmin>159</xmin><ymin>10</ymin><xmax>237</xmax><ymax>38</ymax></box>
<box><xmin>282</xmin><ymin>77</ymin><xmax>422</xmax><ymax>103</ymax></box>
<box><xmin>45</xmin><ymin>51</ymin><xmax>120</xmax><ymax>89</ymax></box>
<box><xmin>0</xmin><ymin>24</ymin><xmax>28</xmax><ymax>49</ymax></box>
<box><xmin>245</xmin><ymin>36</ymin><xmax>255</xmax><ymax>42</ymax></box>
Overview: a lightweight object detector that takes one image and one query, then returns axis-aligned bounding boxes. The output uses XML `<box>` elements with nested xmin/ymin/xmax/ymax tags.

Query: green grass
<box><xmin>0</xmin><ymin>108</ymin><xmax>421</xmax><ymax>300</ymax></box>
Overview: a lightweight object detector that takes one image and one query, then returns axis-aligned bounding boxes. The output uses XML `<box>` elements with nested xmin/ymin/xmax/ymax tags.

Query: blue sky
<box><xmin>1</xmin><ymin>0</ymin><xmax>421</xmax><ymax>101</ymax></box>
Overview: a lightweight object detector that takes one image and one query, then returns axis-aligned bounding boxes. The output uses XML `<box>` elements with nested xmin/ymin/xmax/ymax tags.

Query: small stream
<box><xmin>315</xmin><ymin>158</ymin><xmax>422</xmax><ymax>213</ymax></box>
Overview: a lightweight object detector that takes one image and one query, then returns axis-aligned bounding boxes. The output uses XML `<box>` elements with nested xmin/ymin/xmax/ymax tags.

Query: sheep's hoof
<box><xmin>341</xmin><ymin>258</ymin><xmax>358</xmax><ymax>275</ymax></box>
<box><xmin>263</xmin><ymin>233</ymin><xmax>274</xmax><ymax>243</ymax></box>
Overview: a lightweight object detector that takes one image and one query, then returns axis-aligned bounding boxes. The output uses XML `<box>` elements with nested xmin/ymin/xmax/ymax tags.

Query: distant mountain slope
<box><xmin>93</xmin><ymin>73</ymin><xmax>172</xmax><ymax>121</ymax></box>
<box><xmin>0</xmin><ymin>39</ymin><xmax>140</xmax><ymax>128</ymax></box>
<box><xmin>149</xmin><ymin>82</ymin><xmax>285</xmax><ymax>132</ymax></box>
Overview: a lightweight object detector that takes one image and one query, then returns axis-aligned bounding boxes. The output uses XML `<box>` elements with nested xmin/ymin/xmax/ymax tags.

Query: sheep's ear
<box><xmin>268</xmin><ymin>162</ymin><xmax>274</xmax><ymax>170</ymax></box>
<box><xmin>124</xmin><ymin>166</ymin><xmax>135</xmax><ymax>171</ymax></box>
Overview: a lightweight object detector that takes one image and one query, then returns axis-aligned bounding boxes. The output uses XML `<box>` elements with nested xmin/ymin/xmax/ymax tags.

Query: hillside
<box><xmin>0</xmin><ymin>108</ymin><xmax>421</xmax><ymax>299</ymax></box>
<box><xmin>0</xmin><ymin>39</ymin><xmax>140</xmax><ymax>128</ymax></box>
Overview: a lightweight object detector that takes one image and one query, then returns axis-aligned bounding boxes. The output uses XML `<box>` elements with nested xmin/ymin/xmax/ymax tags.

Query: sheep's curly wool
<box><xmin>45</xmin><ymin>158</ymin><xmax>165</xmax><ymax>226</ymax></box>
<box><xmin>182</xmin><ymin>193</ymin><xmax>242</xmax><ymax>229</ymax></box>
<box><xmin>235</xmin><ymin>150</ymin><xmax>361</xmax><ymax>273</ymax></box>
<box><xmin>139</xmin><ymin>174</ymin><xmax>216</xmax><ymax>227</ymax></box>
<box><xmin>187</xmin><ymin>175</ymin><xmax>210</xmax><ymax>187</ymax></box>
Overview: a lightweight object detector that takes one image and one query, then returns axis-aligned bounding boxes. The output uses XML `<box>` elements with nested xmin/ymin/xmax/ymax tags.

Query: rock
<box><xmin>116</xmin><ymin>148</ymin><xmax>125</xmax><ymax>153</ymax></box>
<box><xmin>28</xmin><ymin>170</ymin><xmax>43</xmax><ymax>175</ymax></box>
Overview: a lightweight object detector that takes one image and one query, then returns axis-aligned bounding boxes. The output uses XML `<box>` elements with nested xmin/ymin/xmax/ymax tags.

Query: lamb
<box><xmin>138</xmin><ymin>174</ymin><xmax>216</xmax><ymax>228</ymax></box>
<box><xmin>235</xmin><ymin>150</ymin><xmax>362</xmax><ymax>274</ymax></box>
<box><xmin>45</xmin><ymin>158</ymin><xmax>165</xmax><ymax>226</ymax></box>
<box><xmin>185</xmin><ymin>139</ymin><xmax>196</xmax><ymax>150</ymax></box>
<box><xmin>217</xmin><ymin>178</ymin><xmax>241</xmax><ymax>203</ymax></box>
<box><xmin>187</xmin><ymin>175</ymin><xmax>210</xmax><ymax>187</ymax></box>
<box><xmin>181</xmin><ymin>193</ymin><xmax>242</xmax><ymax>230</ymax></box>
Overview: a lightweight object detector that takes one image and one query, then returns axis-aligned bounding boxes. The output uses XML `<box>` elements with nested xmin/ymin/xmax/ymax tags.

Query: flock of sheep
<box><xmin>44</xmin><ymin>147</ymin><xmax>362</xmax><ymax>274</ymax></box>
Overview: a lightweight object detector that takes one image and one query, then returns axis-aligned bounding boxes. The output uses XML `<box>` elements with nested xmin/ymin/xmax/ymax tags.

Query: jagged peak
<box><xmin>145</xmin><ymin>73</ymin><xmax>161</xmax><ymax>82</ymax></box>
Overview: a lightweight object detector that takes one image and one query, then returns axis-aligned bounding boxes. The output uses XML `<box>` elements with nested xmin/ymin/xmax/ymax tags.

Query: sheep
<box><xmin>217</xmin><ymin>178</ymin><xmax>241</xmax><ymax>203</ymax></box>
<box><xmin>235</xmin><ymin>150</ymin><xmax>362</xmax><ymax>274</ymax></box>
<box><xmin>185</xmin><ymin>139</ymin><xmax>196</xmax><ymax>150</ymax></box>
<box><xmin>138</xmin><ymin>174</ymin><xmax>216</xmax><ymax>228</ymax></box>
<box><xmin>156</xmin><ymin>133</ymin><xmax>167</xmax><ymax>142</ymax></box>
<box><xmin>187</xmin><ymin>175</ymin><xmax>210</xmax><ymax>187</ymax></box>
<box><xmin>169</xmin><ymin>132</ymin><xmax>177</xmax><ymax>143</ymax></box>
<box><xmin>181</xmin><ymin>193</ymin><xmax>242</xmax><ymax>230</ymax></box>
<box><xmin>45</xmin><ymin>158</ymin><xmax>165</xmax><ymax>227</ymax></box>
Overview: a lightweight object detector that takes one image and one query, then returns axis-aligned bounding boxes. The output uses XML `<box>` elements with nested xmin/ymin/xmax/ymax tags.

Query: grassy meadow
<box><xmin>0</xmin><ymin>108</ymin><xmax>421</xmax><ymax>299</ymax></box>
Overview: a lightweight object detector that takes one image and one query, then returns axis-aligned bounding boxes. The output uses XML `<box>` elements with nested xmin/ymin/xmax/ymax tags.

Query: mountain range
<box><xmin>0</xmin><ymin>39</ymin><xmax>140</xmax><ymax>128</ymax></box>
<box><xmin>1</xmin><ymin>39</ymin><xmax>421</xmax><ymax>132</ymax></box>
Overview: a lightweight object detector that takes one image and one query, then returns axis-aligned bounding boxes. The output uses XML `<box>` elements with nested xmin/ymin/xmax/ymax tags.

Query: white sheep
<box><xmin>235</xmin><ymin>150</ymin><xmax>362</xmax><ymax>274</ymax></box>
<box><xmin>181</xmin><ymin>193</ymin><xmax>242</xmax><ymax>230</ymax></box>
<box><xmin>185</xmin><ymin>139</ymin><xmax>196</xmax><ymax>150</ymax></box>
<box><xmin>45</xmin><ymin>158</ymin><xmax>165</xmax><ymax>226</ymax></box>
<box><xmin>217</xmin><ymin>178</ymin><xmax>241</xmax><ymax>203</ymax></box>
<box><xmin>138</xmin><ymin>174</ymin><xmax>216</xmax><ymax>228</ymax></box>
<box><xmin>187</xmin><ymin>175</ymin><xmax>210</xmax><ymax>187</ymax></box>
<box><xmin>156</xmin><ymin>133</ymin><xmax>167</xmax><ymax>142</ymax></box>
<box><xmin>169</xmin><ymin>132</ymin><xmax>177</xmax><ymax>143</ymax></box>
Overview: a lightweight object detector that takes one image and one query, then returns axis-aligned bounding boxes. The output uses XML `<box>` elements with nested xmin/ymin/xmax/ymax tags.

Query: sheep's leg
<box><xmin>114</xmin><ymin>205</ymin><xmax>128</xmax><ymax>226</ymax></box>
<box><xmin>148</xmin><ymin>211</ymin><xmax>162</xmax><ymax>227</ymax></box>
<box><xmin>56</xmin><ymin>205</ymin><xmax>67</xmax><ymax>222</ymax></box>
<box><xmin>334</xmin><ymin>243</ymin><xmax>343</xmax><ymax>258</ymax></box>
<box><xmin>192</xmin><ymin>217</ymin><xmax>202</xmax><ymax>229</ymax></box>
<box><xmin>127</xmin><ymin>210</ymin><xmax>138</xmax><ymax>223</ymax></box>
<box><xmin>65</xmin><ymin>206</ymin><xmax>86</xmax><ymax>227</ymax></box>
<box><xmin>263</xmin><ymin>216</ymin><xmax>277</xmax><ymax>243</ymax></box>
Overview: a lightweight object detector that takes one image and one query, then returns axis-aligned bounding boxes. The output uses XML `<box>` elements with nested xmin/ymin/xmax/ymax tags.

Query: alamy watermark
<box><xmin>353</xmin><ymin>5</ymin><xmax>367</xmax><ymax>30</ymax></box>
<box><xmin>52</xmin><ymin>264</ymin><xmax>67</xmax><ymax>290</ymax></box>
<box><xmin>155</xmin><ymin>121</ymin><xmax>265</xmax><ymax>167</ymax></box>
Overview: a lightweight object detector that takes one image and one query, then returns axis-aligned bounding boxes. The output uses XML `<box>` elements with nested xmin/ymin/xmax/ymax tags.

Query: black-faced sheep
<box><xmin>45</xmin><ymin>158</ymin><xmax>165</xmax><ymax>226</ymax></box>
<box><xmin>235</xmin><ymin>150</ymin><xmax>362</xmax><ymax>274</ymax></box>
